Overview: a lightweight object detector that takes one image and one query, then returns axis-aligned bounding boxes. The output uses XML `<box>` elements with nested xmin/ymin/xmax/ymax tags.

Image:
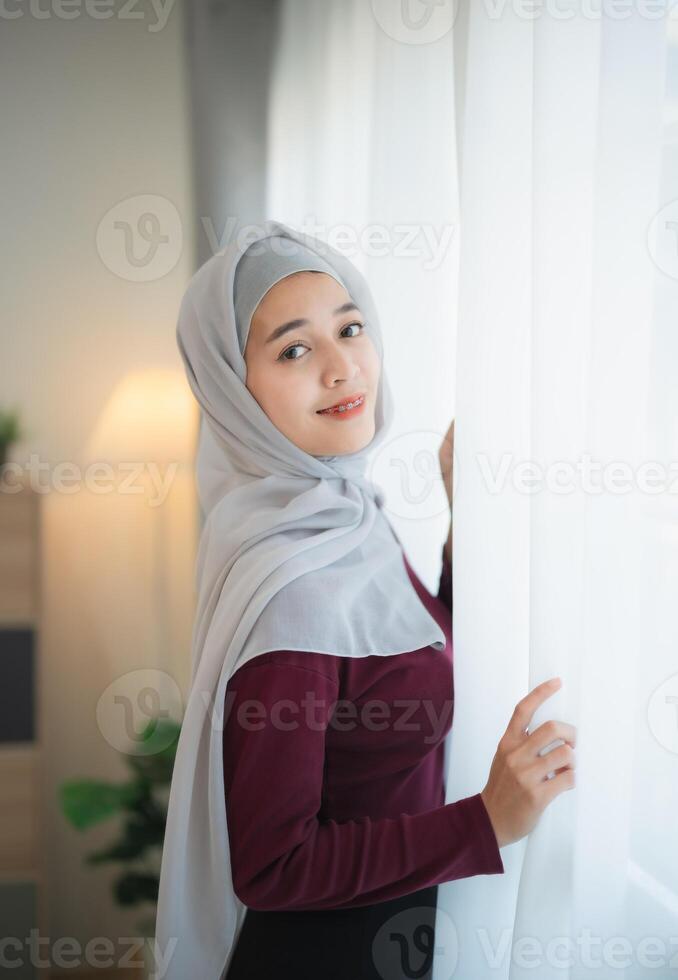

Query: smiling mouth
<box><xmin>316</xmin><ymin>394</ymin><xmax>366</xmax><ymax>415</ymax></box>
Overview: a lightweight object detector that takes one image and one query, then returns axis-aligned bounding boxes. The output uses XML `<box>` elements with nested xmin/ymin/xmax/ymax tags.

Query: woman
<box><xmin>154</xmin><ymin>220</ymin><xmax>576</xmax><ymax>980</ymax></box>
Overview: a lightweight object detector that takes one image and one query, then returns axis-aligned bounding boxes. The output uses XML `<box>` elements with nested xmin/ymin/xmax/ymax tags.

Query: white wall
<box><xmin>0</xmin><ymin>0</ymin><xmax>198</xmax><ymax>960</ymax></box>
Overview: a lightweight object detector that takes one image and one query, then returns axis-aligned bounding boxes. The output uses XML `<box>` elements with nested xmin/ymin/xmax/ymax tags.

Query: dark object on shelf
<box><xmin>0</xmin><ymin>629</ymin><xmax>34</xmax><ymax>742</ymax></box>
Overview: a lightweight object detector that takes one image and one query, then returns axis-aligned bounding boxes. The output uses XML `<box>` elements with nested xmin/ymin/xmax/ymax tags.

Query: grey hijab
<box><xmin>153</xmin><ymin>219</ymin><xmax>446</xmax><ymax>980</ymax></box>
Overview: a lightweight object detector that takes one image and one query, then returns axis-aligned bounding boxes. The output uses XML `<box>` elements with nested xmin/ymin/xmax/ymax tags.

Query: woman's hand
<box><xmin>480</xmin><ymin>678</ymin><xmax>577</xmax><ymax>848</ymax></box>
<box><xmin>439</xmin><ymin>419</ymin><xmax>454</xmax><ymax>564</ymax></box>
<box><xmin>439</xmin><ymin>418</ymin><xmax>454</xmax><ymax>509</ymax></box>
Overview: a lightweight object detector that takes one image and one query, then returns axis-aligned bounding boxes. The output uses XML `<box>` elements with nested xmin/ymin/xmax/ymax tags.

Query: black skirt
<box><xmin>225</xmin><ymin>885</ymin><xmax>439</xmax><ymax>980</ymax></box>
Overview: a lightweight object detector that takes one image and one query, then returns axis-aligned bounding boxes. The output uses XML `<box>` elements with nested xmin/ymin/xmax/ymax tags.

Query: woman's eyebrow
<box><xmin>265</xmin><ymin>302</ymin><xmax>360</xmax><ymax>344</ymax></box>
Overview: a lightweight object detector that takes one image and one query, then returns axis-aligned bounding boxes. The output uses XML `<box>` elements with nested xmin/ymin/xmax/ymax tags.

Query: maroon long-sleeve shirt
<box><xmin>222</xmin><ymin>543</ymin><xmax>504</xmax><ymax>912</ymax></box>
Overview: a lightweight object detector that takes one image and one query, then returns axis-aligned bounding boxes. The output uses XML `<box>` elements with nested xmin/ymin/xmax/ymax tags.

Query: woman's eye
<box><xmin>279</xmin><ymin>342</ymin><xmax>308</xmax><ymax>362</ymax></box>
<box><xmin>278</xmin><ymin>322</ymin><xmax>365</xmax><ymax>361</ymax></box>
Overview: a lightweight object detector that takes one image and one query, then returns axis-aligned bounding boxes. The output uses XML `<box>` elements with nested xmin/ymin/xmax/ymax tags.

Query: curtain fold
<box><xmin>442</xmin><ymin>5</ymin><xmax>676</xmax><ymax>979</ymax></box>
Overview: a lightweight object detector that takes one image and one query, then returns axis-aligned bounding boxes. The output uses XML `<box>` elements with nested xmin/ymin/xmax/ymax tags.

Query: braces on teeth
<box><xmin>324</xmin><ymin>396</ymin><xmax>363</xmax><ymax>413</ymax></box>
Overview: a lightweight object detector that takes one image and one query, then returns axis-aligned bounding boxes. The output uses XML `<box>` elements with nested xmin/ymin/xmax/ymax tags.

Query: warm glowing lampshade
<box><xmin>85</xmin><ymin>368</ymin><xmax>198</xmax><ymax>466</ymax></box>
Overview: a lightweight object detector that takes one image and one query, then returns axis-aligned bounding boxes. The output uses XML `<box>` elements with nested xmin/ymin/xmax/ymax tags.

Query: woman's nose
<box><xmin>320</xmin><ymin>347</ymin><xmax>360</xmax><ymax>385</ymax></box>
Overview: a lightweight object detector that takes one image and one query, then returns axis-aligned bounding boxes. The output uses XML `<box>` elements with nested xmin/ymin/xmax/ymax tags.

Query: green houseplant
<box><xmin>59</xmin><ymin>717</ymin><xmax>181</xmax><ymax>938</ymax></box>
<box><xmin>0</xmin><ymin>406</ymin><xmax>23</xmax><ymax>470</ymax></box>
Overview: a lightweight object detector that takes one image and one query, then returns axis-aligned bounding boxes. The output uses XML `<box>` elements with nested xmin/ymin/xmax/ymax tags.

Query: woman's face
<box><xmin>243</xmin><ymin>271</ymin><xmax>381</xmax><ymax>457</ymax></box>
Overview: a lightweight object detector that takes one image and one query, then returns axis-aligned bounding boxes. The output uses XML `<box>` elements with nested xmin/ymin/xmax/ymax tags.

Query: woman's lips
<box><xmin>316</xmin><ymin>393</ymin><xmax>366</xmax><ymax>419</ymax></box>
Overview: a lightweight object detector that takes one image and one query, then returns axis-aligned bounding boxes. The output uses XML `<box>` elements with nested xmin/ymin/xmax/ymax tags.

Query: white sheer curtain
<box><xmin>267</xmin><ymin>2</ymin><xmax>678</xmax><ymax>978</ymax></box>
<box><xmin>444</xmin><ymin>6</ymin><xmax>678</xmax><ymax>980</ymax></box>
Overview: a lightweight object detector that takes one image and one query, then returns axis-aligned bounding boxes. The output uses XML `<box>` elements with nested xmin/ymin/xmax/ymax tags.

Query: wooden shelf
<box><xmin>0</xmin><ymin>482</ymin><xmax>47</xmax><ymax>979</ymax></box>
<box><xmin>0</xmin><ymin>483</ymin><xmax>40</xmax><ymax>627</ymax></box>
<box><xmin>0</xmin><ymin>746</ymin><xmax>41</xmax><ymax>873</ymax></box>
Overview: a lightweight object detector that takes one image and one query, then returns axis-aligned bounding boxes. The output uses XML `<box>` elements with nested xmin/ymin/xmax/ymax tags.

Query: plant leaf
<box><xmin>59</xmin><ymin>780</ymin><xmax>145</xmax><ymax>830</ymax></box>
<box><xmin>114</xmin><ymin>871</ymin><xmax>159</xmax><ymax>907</ymax></box>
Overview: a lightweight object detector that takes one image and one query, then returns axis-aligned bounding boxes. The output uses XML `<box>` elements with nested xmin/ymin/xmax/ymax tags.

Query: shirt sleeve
<box><xmin>223</xmin><ymin>653</ymin><xmax>503</xmax><ymax>912</ymax></box>
<box><xmin>437</xmin><ymin>542</ymin><xmax>453</xmax><ymax>615</ymax></box>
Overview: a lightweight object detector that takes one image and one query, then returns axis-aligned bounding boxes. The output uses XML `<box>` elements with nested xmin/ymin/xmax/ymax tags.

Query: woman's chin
<box><xmin>309</xmin><ymin>418</ymin><xmax>376</xmax><ymax>457</ymax></box>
